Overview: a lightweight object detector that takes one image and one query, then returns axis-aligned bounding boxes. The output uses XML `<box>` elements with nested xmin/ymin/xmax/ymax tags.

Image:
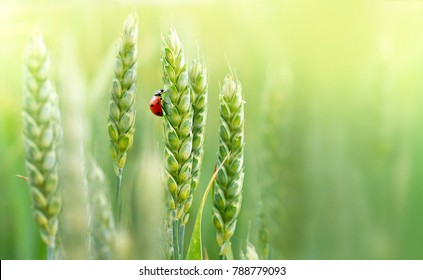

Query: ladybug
<box><xmin>150</xmin><ymin>89</ymin><xmax>164</xmax><ymax>117</ymax></box>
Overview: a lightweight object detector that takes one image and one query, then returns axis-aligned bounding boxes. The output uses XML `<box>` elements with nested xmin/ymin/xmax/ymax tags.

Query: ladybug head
<box><xmin>154</xmin><ymin>88</ymin><xmax>166</xmax><ymax>97</ymax></box>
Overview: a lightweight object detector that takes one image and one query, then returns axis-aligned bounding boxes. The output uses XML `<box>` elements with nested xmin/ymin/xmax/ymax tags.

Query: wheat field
<box><xmin>1</xmin><ymin>0</ymin><xmax>423</xmax><ymax>260</ymax></box>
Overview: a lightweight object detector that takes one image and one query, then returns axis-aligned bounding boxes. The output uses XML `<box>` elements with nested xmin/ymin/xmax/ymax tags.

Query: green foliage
<box><xmin>186</xmin><ymin>154</ymin><xmax>229</xmax><ymax>260</ymax></box>
<box><xmin>186</xmin><ymin>165</ymin><xmax>214</xmax><ymax>260</ymax></box>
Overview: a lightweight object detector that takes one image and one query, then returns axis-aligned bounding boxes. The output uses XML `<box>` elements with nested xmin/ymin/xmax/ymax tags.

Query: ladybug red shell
<box><xmin>150</xmin><ymin>89</ymin><xmax>164</xmax><ymax>117</ymax></box>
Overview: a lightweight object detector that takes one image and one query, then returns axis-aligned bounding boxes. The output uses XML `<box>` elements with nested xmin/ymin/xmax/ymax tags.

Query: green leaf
<box><xmin>186</xmin><ymin>154</ymin><xmax>230</xmax><ymax>260</ymax></box>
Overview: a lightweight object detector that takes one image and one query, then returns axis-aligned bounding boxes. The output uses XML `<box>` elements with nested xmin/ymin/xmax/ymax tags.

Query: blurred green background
<box><xmin>1</xmin><ymin>0</ymin><xmax>423</xmax><ymax>259</ymax></box>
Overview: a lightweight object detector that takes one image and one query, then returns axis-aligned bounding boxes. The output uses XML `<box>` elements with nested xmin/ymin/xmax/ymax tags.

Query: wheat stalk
<box><xmin>107</xmin><ymin>13</ymin><xmax>138</xmax><ymax>223</ymax></box>
<box><xmin>161</xmin><ymin>27</ymin><xmax>193</xmax><ymax>259</ymax></box>
<box><xmin>213</xmin><ymin>70</ymin><xmax>245</xmax><ymax>259</ymax></box>
<box><xmin>189</xmin><ymin>57</ymin><xmax>208</xmax><ymax>192</ymax></box>
<box><xmin>22</xmin><ymin>34</ymin><xmax>62</xmax><ymax>260</ymax></box>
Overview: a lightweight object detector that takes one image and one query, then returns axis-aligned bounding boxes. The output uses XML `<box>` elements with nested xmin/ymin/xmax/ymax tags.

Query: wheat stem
<box><xmin>114</xmin><ymin>169</ymin><xmax>123</xmax><ymax>222</ymax></box>
<box><xmin>172</xmin><ymin>219</ymin><xmax>180</xmax><ymax>260</ymax></box>
<box><xmin>47</xmin><ymin>246</ymin><xmax>54</xmax><ymax>260</ymax></box>
<box><xmin>179</xmin><ymin>223</ymin><xmax>185</xmax><ymax>259</ymax></box>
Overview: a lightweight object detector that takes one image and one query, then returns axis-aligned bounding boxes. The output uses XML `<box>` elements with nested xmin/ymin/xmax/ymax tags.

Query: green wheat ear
<box><xmin>189</xmin><ymin>57</ymin><xmax>208</xmax><ymax>192</ymax></box>
<box><xmin>213</xmin><ymin>70</ymin><xmax>245</xmax><ymax>259</ymax></box>
<box><xmin>22</xmin><ymin>34</ymin><xmax>62</xmax><ymax>259</ymax></box>
<box><xmin>256</xmin><ymin>200</ymin><xmax>270</xmax><ymax>260</ymax></box>
<box><xmin>87</xmin><ymin>158</ymin><xmax>115</xmax><ymax>260</ymax></box>
<box><xmin>107</xmin><ymin>13</ymin><xmax>138</xmax><ymax>221</ymax></box>
<box><xmin>161</xmin><ymin>27</ymin><xmax>193</xmax><ymax>259</ymax></box>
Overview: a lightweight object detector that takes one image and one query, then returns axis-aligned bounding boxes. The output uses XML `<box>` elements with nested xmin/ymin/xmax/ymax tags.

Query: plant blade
<box><xmin>186</xmin><ymin>154</ymin><xmax>229</xmax><ymax>260</ymax></box>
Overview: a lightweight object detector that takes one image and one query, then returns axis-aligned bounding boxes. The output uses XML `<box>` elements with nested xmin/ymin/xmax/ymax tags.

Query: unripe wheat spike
<box><xmin>161</xmin><ymin>27</ymin><xmax>193</xmax><ymax>259</ymax></box>
<box><xmin>213</xmin><ymin>70</ymin><xmax>245</xmax><ymax>259</ymax></box>
<box><xmin>22</xmin><ymin>34</ymin><xmax>62</xmax><ymax>260</ymax></box>
<box><xmin>107</xmin><ymin>13</ymin><xmax>138</xmax><ymax>223</ymax></box>
<box><xmin>87</xmin><ymin>158</ymin><xmax>115</xmax><ymax>259</ymax></box>
<box><xmin>189</xmin><ymin>57</ymin><xmax>208</xmax><ymax>192</ymax></box>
